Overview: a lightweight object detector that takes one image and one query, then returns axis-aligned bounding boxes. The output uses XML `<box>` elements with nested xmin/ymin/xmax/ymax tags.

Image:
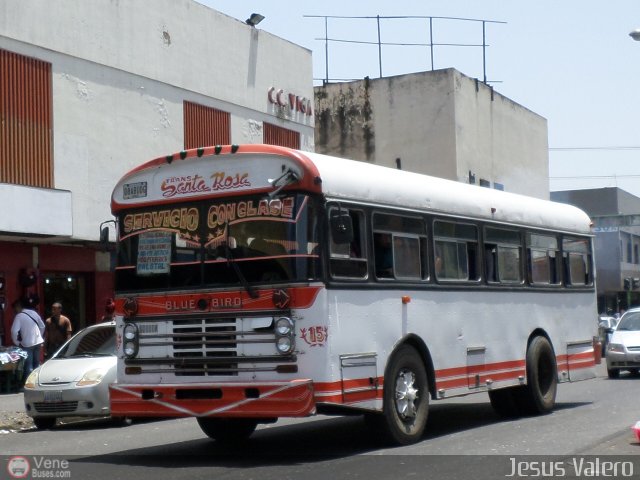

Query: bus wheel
<box><xmin>519</xmin><ymin>336</ymin><xmax>557</xmax><ymax>415</ymax></box>
<box><xmin>488</xmin><ymin>388</ymin><xmax>520</xmax><ymax>418</ymax></box>
<box><xmin>380</xmin><ymin>345</ymin><xmax>429</xmax><ymax>445</ymax></box>
<box><xmin>197</xmin><ymin>418</ymin><xmax>258</xmax><ymax>443</ymax></box>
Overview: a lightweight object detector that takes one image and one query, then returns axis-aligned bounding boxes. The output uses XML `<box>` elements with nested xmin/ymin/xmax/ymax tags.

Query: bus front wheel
<box><xmin>518</xmin><ymin>336</ymin><xmax>557</xmax><ymax>415</ymax></box>
<box><xmin>197</xmin><ymin>417</ymin><xmax>258</xmax><ymax>443</ymax></box>
<box><xmin>378</xmin><ymin>345</ymin><xmax>429</xmax><ymax>445</ymax></box>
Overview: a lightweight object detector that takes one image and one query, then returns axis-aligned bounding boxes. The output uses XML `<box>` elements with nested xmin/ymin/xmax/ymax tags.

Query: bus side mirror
<box><xmin>100</xmin><ymin>226</ymin><xmax>109</xmax><ymax>244</ymax></box>
<box><xmin>330</xmin><ymin>210</ymin><xmax>354</xmax><ymax>245</ymax></box>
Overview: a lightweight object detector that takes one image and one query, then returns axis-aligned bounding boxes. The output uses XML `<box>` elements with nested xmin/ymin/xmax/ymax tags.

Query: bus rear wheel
<box><xmin>518</xmin><ymin>336</ymin><xmax>557</xmax><ymax>415</ymax></box>
<box><xmin>197</xmin><ymin>418</ymin><xmax>258</xmax><ymax>443</ymax></box>
<box><xmin>377</xmin><ymin>345</ymin><xmax>429</xmax><ymax>445</ymax></box>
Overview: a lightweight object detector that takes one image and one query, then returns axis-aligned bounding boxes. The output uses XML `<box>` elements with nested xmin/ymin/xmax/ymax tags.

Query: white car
<box><xmin>605</xmin><ymin>309</ymin><xmax>640</xmax><ymax>379</ymax></box>
<box><xmin>23</xmin><ymin>322</ymin><xmax>116</xmax><ymax>429</ymax></box>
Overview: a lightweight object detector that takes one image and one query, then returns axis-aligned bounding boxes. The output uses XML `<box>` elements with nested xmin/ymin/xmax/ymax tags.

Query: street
<box><xmin>1</xmin><ymin>363</ymin><xmax>639</xmax><ymax>479</ymax></box>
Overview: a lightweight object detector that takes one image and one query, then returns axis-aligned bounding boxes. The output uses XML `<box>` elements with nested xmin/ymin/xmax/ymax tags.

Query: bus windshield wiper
<box><xmin>268</xmin><ymin>168</ymin><xmax>299</xmax><ymax>198</ymax></box>
<box><xmin>223</xmin><ymin>227</ymin><xmax>259</xmax><ymax>299</ymax></box>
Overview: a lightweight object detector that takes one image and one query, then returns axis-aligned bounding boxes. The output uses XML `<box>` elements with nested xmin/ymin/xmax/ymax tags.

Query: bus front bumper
<box><xmin>110</xmin><ymin>379</ymin><xmax>316</xmax><ymax>418</ymax></box>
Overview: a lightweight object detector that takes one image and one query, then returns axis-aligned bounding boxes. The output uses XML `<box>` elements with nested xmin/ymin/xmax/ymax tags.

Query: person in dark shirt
<box><xmin>44</xmin><ymin>302</ymin><xmax>72</xmax><ymax>359</ymax></box>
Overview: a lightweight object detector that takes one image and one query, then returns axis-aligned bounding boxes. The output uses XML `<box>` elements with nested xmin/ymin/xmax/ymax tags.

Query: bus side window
<box><xmin>434</xmin><ymin>220</ymin><xmax>479</xmax><ymax>281</ymax></box>
<box><xmin>374</xmin><ymin>232</ymin><xmax>393</xmax><ymax>277</ymax></box>
<box><xmin>329</xmin><ymin>208</ymin><xmax>367</xmax><ymax>279</ymax></box>
<box><xmin>561</xmin><ymin>236</ymin><xmax>592</xmax><ymax>286</ymax></box>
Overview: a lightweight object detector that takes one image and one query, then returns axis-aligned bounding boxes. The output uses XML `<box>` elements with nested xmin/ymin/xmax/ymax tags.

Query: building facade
<box><xmin>0</xmin><ymin>0</ymin><xmax>313</xmax><ymax>343</ymax></box>
<box><xmin>551</xmin><ymin>187</ymin><xmax>640</xmax><ymax>313</ymax></box>
<box><xmin>315</xmin><ymin>69</ymin><xmax>550</xmax><ymax>200</ymax></box>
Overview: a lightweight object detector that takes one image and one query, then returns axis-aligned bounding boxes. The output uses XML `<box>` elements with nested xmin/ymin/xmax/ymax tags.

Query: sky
<box><xmin>201</xmin><ymin>1</ymin><xmax>640</xmax><ymax>197</ymax></box>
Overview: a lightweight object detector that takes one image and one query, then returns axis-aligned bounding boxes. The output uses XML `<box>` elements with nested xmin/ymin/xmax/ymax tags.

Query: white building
<box><xmin>0</xmin><ymin>0</ymin><xmax>313</xmax><ymax>340</ymax></box>
<box><xmin>315</xmin><ymin>69</ymin><xmax>549</xmax><ymax>200</ymax></box>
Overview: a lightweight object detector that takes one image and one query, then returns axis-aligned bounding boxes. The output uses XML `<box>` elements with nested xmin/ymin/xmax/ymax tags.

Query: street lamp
<box><xmin>630</xmin><ymin>29</ymin><xmax>640</xmax><ymax>41</ymax></box>
<box><xmin>246</xmin><ymin>13</ymin><xmax>265</xmax><ymax>27</ymax></box>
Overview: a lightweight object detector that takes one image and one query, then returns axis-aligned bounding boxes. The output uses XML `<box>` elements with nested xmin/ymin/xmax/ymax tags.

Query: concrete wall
<box><xmin>315</xmin><ymin>68</ymin><xmax>549</xmax><ymax>199</ymax></box>
<box><xmin>0</xmin><ymin>0</ymin><xmax>314</xmax><ymax>242</ymax></box>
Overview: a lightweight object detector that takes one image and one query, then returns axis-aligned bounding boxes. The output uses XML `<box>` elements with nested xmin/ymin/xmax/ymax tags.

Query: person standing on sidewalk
<box><xmin>11</xmin><ymin>297</ymin><xmax>45</xmax><ymax>385</ymax></box>
<box><xmin>44</xmin><ymin>302</ymin><xmax>72</xmax><ymax>359</ymax></box>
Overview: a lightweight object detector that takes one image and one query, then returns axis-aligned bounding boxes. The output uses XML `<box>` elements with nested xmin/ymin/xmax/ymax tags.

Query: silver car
<box><xmin>23</xmin><ymin>322</ymin><xmax>116</xmax><ymax>429</ymax></box>
<box><xmin>605</xmin><ymin>309</ymin><xmax>640</xmax><ymax>379</ymax></box>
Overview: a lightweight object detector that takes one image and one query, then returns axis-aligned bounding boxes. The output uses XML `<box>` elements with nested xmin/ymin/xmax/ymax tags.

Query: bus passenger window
<box><xmin>374</xmin><ymin>233</ymin><xmax>393</xmax><ymax>277</ymax></box>
<box><xmin>561</xmin><ymin>236</ymin><xmax>592</xmax><ymax>286</ymax></box>
<box><xmin>329</xmin><ymin>208</ymin><xmax>367</xmax><ymax>279</ymax></box>
<box><xmin>527</xmin><ymin>233</ymin><xmax>560</xmax><ymax>286</ymax></box>
<box><xmin>433</xmin><ymin>220</ymin><xmax>479</xmax><ymax>281</ymax></box>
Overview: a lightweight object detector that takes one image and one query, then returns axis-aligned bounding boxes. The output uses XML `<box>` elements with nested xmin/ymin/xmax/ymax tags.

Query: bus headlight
<box><xmin>276</xmin><ymin>336</ymin><xmax>294</xmax><ymax>354</ymax></box>
<box><xmin>275</xmin><ymin>317</ymin><xmax>293</xmax><ymax>336</ymax></box>
<box><xmin>274</xmin><ymin>317</ymin><xmax>295</xmax><ymax>355</ymax></box>
<box><xmin>123</xmin><ymin>323</ymin><xmax>139</xmax><ymax>358</ymax></box>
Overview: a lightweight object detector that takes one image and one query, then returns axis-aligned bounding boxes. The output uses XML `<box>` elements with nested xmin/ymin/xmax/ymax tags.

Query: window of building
<box><xmin>183</xmin><ymin>101</ymin><xmax>230</xmax><ymax>149</ymax></box>
<box><xmin>263</xmin><ymin>122</ymin><xmax>300</xmax><ymax>149</ymax></box>
<box><xmin>0</xmin><ymin>49</ymin><xmax>53</xmax><ymax>188</ymax></box>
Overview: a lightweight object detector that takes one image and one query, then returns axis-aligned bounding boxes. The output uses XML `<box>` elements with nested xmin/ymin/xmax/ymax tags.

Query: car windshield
<box><xmin>55</xmin><ymin>325</ymin><xmax>116</xmax><ymax>358</ymax></box>
<box><xmin>616</xmin><ymin>312</ymin><xmax>640</xmax><ymax>331</ymax></box>
<box><xmin>114</xmin><ymin>194</ymin><xmax>321</xmax><ymax>292</ymax></box>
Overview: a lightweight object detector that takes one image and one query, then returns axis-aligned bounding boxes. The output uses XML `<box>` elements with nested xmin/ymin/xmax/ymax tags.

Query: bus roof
<box><xmin>111</xmin><ymin>144</ymin><xmax>592</xmax><ymax>235</ymax></box>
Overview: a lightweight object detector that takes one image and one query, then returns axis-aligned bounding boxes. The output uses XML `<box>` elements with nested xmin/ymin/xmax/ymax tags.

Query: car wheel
<box><xmin>33</xmin><ymin>417</ymin><xmax>56</xmax><ymax>430</ymax></box>
<box><xmin>376</xmin><ymin>345</ymin><xmax>429</xmax><ymax>445</ymax></box>
<box><xmin>607</xmin><ymin>368</ymin><xmax>620</xmax><ymax>379</ymax></box>
<box><xmin>517</xmin><ymin>336</ymin><xmax>557</xmax><ymax>415</ymax></box>
<box><xmin>111</xmin><ymin>416</ymin><xmax>133</xmax><ymax>427</ymax></box>
<box><xmin>197</xmin><ymin>418</ymin><xmax>258</xmax><ymax>443</ymax></box>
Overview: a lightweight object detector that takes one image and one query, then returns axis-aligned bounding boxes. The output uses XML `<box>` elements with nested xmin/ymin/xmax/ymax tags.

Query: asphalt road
<box><xmin>1</xmin><ymin>363</ymin><xmax>639</xmax><ymax>479</ymax></box>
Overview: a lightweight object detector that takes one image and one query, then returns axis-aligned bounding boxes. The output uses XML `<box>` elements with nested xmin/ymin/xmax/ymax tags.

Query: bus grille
<box><xmin>124</xmin><ymin>315</ymin><xmax>295</xmax><ymax>376</ymax></box>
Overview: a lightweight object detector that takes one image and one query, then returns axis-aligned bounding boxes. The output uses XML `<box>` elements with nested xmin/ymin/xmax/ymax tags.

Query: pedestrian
<box><xmin>101</xmin><ymin>298</ymin><xmax>115</xmax><ymax>322</ymax></box>
<box><xmin>11</xmin><ymin>296</ymin><xmax>45</xmax><ymax>386</ymax></box>
<box><xmin>44</xmin><ymin>302</ymin><xmax>72</xmax><ymax>359</ymax></box>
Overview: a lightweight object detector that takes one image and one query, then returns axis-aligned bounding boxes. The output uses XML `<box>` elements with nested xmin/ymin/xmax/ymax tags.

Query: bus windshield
<box><xmin>114</xmin><ymin>194</ymin><xmax>320</xmax><ymax>292</ymax></box>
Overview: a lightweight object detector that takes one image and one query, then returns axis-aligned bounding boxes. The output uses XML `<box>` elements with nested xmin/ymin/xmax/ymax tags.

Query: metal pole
<box><xmin>324</xmin><ymin>17</ymin><xmax>329</xmax><ymax>84</ymax></box>
<box><xmin>482</xmin><ymin>21</ymin><xmax>487</xmax><ymax>84</ymax></box>
<box><xmin>429</xmin><ymin>17</ymin><xmax>434</xmax><ymax>70</ymax></box>
<box><xmin>377</xmin><ymin>15</ymin><xmax>382</xmax><ymax>78</ymax></box>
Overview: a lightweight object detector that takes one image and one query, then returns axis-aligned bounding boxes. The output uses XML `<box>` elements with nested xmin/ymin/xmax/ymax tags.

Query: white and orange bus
<box><xmin>108</xmin><ymin>144</ymin><xmax>599</xmax><ymax>445</ymax></box>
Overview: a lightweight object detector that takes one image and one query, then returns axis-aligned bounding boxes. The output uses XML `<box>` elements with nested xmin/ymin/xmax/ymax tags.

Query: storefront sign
<box><xmin>268</xmin><ymin>87</ymin><xmax>313</xmax><ymax>116</ymax></box>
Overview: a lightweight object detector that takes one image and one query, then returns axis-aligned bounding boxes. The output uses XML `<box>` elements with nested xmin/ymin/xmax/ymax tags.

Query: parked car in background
<box><xmin>598</xmin><ymin>315</ymin><xmax>619</xmax><ymax>355</ymax></box>
<box><xmin>23</xmin><ymin>321</ymin><xmax>116</xmax><ymax>429</ymax></box>
<box><xmin>605</xmin><ymin>309</ymin><xmax>640</xmax><ymax>379</ymax></box>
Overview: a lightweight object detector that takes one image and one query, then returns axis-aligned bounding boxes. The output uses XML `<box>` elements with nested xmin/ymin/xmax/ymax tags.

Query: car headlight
<box><xmin>24</xmin><ymin>369</ymin><xmax>39</xmax><ymax>389</ymax></box>
<box><xmin>77</xmin><ymin>368</ymin><xmax>108</xmax><ymax>387</ymax></box>
<box><xmin>607</xmin><ymin>343</ymin><xmax>625</xmax><ymax>354</ymax></box>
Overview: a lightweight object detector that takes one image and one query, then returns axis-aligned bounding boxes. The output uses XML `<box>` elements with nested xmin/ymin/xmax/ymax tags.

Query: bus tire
<box><xmin>518</xmin><ymin>336</ymin><xmax>557</xmax><ymax>415</ymax></box>
<box><xmin>379</xmin><ymin>345</ymin><xmax>429</xmax><ymax>445</ymax></box>
<box><xmin>488</xmin><ymin>388</ymin><xmax>520</xmax><ymax>418</ymax></box>
<box><xmin>197</xmin><ymin>418</ymin><xmax>258</xmax><ymax>443</ymax></box>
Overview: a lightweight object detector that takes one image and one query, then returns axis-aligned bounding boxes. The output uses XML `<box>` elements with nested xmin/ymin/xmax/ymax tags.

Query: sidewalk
<box><xmin>0</xmin><ymin>392</ymin><xmax>33</xmax><ymax>431</ymax></box>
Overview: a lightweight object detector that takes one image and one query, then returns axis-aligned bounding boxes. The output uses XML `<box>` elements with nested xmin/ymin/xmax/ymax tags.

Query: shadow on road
<box><xmin>73</xmin><ymin>399</ymin><xmax>592</xmax><ymax>468</ymax></box>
